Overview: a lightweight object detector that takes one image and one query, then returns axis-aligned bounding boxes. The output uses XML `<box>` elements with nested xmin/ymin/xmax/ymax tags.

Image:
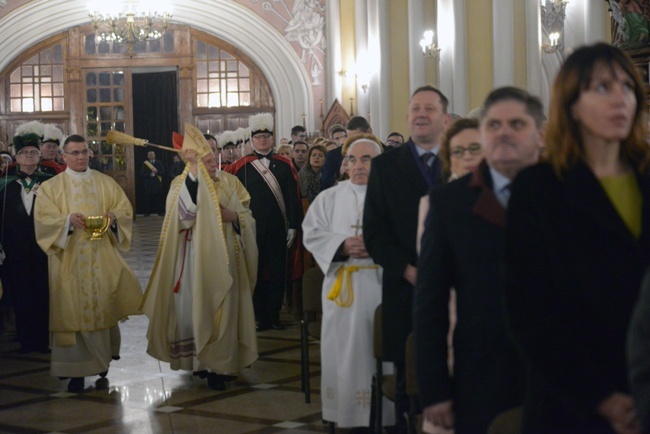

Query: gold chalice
<box><xmin>84</xmin><ymin>215</ymin><xmax>110</xmax><ymax>241</ymax></box>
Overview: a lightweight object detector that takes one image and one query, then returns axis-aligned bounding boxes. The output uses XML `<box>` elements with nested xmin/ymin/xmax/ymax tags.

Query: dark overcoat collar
<box><xmin>469</xmin><ymin>160</ymin><xmax>506</xmax><ymax>227</ymax></box>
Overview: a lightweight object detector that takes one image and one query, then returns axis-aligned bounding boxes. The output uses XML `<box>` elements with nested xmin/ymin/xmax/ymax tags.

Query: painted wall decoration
<box><xmin>237</xmin><ymin>0</ymin><xmax>327</xmax><ymax>134</ymax></box>
<box><xmin>240</xmin><ymin>0</ymin><xmax>326</xmax><ymax>86</ymax></box>
<box><xmin>608</xmin><ymin>0</ymin><xmax>650</xmax><ymax>48</ymax></box>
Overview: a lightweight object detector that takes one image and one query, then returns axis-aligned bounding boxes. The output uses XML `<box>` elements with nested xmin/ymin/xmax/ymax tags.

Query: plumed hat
<box><xmin>12</xmin><ymin>133</ymin><xmax>42</xmax><ymax>153</ymax></box>
<box><xmin>42</xmin><ymin>124</ymin><xmax>64</xmax><ymax>145</ymax></box>
<box><xmin>181</xmin><ymin>123</ymin><xmax>212</xmax><ymax>159</ymax></box>
<box><xmin>15</xmin><ymin>121</ymin><xmax>64</xmax><ymax>146</ymax></box>
<box><xmin>218</xmin><ymin>130</ymin><xmax>237</xmax><ymax>149</ymax></box>
<box><xmin>234</xmin><ymin>127</ymin><xmax>249</xmax><ymax>144</ymax></box>
<box><xmin>248</xmin><ymin>113</ymin><xmax>274</xmax><ymax>137</ymax></box>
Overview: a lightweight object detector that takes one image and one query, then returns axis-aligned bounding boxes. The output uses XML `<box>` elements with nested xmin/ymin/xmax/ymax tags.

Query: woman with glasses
<box><xmin>0</xmin><ymin>133</ymin><xmax>53</xmax><ymax>354</ymax></box>
<box><xmin>417</xmin><ymin>118</ymin><xmax>483</xmax><ymax>253</ymax></box>
<box><xmin>438</xmin><ymin>118</ymin><xmax>482</xmax><ymax>182</ymax></box>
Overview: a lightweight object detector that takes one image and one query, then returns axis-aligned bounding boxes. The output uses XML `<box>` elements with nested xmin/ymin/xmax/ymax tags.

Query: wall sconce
<box><xmin>342</xmin><ymin>63</ymin><xmax>371</xmax><ymax>93</ymax></box>
<box><xmin>338</xmin><ymin>70</ymin><xmax>368</xmax><ymax>93</ymax></box>
<box><xmin>358</xmin><ymin>75</ymin><xmax>369</xmax><ymax>93</ymax></box>
<box><xmin>420</xmin><ymin>30</ymin><xmax>441</xmax><ymax>58</ymax></box>
<box><xmin>542</xmin><ymin>31</ymin><xmax>561</xmax><ymax>53</ymax></box>
<box><xmin>540</xmin><ymin>0</ymin><xmax>568</xmax><ymax>55</ymax></box>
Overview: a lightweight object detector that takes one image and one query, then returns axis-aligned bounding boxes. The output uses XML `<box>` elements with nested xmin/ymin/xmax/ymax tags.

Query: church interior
<box><xmin>0</xmin><ymin>0</ymin><xmax>640</xmax><ymax>432</ymax></box>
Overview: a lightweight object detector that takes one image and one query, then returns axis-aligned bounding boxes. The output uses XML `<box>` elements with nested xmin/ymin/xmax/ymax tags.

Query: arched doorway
<box><xmin>0</xmin><ymin>24</ymin><xmax>276</xmax><ymax>208</ymax></box>
<box><xmin>0</xmin><ymin>0</ymin><xmax>314</xmax><ymax>144</ymax></box>
<box><xmin>0</xmin><ymin>0</ymin><xmax>314</xmax><ymax>207</ymax></box>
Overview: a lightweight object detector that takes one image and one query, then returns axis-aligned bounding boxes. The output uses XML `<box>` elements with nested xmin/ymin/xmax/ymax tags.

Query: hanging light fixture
<box><xmin>88</xmin><ymin>0</ymin><xmax>173</xmax><ymax>55</ymax></box>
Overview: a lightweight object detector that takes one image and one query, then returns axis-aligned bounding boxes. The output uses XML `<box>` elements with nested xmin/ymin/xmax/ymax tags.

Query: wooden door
<box><xmin>82</xmin><ymin>68</ymin><xmax>135</xmax><ymax>205</ymax></box>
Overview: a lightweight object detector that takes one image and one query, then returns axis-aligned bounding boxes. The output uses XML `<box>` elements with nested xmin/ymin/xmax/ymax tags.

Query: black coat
<box><xmin>141</xmin><ymin>159</ymin><xmax>165</xmax><ymax>195</ymax></box>
<box><xmin>0</xmin><ymin>178</ymin><xmax>50</xmax><ymax>351</ymax></box>
<box><xmin>505</xmin><ymin>161</ymin><xmax>650</xmax><ymax>433</ymax></box>
<box><xmin>229</xmin><ymin>154</ymin><xmax>301</xmax><ymax>282</ymax></box>
<box><xmin>414</xmin><ymin>161</ymin><xmax>523</xmax><ymax>433</ymax></box>
<box><xmin>230</xmin><ymin>155</ymin><xmax>300</xmax><ymax>236</ymax></box>
<box><xmin>364</xmin><ymin>141</ymin><xmax>437</xmax><ymax>362</ymax></box>
<box><xmin>320</xmin><ymin>146</ymin><xmax>344</xmax><ymax>190</ymax></box>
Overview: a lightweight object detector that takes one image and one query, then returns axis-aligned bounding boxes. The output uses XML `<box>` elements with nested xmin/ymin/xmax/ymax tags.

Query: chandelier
<box><xmin>88</xmin><ymin>0</ymin><xmax>173</xmax><ymax>55</ymax></box>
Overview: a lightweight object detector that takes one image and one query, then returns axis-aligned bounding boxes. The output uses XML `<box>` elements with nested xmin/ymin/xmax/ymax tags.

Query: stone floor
<box><xmin>0</xmin><ymin>215</ymin><xmax>337</xmax><ymax>434</ymax></box>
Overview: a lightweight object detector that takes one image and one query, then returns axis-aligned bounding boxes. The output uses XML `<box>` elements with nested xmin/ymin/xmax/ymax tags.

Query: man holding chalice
<box><xmin>34</xmin><ymin>134</ymin><xmax>142</xmax><ymax>393</ymax></box>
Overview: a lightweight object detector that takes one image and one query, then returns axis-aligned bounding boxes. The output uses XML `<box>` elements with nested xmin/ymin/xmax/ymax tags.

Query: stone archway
<box><xmin>0</xmin><ymin>0</ymin><xmax>314</xmax><ymax>135</ymax></box>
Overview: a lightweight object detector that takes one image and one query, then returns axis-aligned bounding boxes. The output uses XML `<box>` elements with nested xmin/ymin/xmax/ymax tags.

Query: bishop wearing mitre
<box><xmin>142</xmin><ymin>124</ymin><xmax>258</xmax><ymax>391</ymax></box>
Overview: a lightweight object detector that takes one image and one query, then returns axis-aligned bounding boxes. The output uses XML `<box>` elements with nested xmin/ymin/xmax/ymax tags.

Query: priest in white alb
<box><xmin>142</xmin><ymin>124</ymin><xmax>258</xmax><ymax>391</ymax></box>
<box><xmin>302</xmin><ymin>134</ymin><xmax>395</xmax><ymax>429</ymax></box>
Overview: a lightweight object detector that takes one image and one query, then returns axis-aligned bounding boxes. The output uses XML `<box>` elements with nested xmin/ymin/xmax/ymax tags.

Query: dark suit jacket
<box><xmin>0</xmin><ymin>178</ymin><xmax>50</xmax><ymax>351</ymax></box>
<box><xmin>0</xmin><ymin>178</ymin><xmax>50</xmax><ymax>282</ymax></box>
<box><xmin>229</xmin><ymin>154</ymin><xmax>300</xmax><ymax>235</ymax></box>
<box><xmin>414</xmin><ymin>161</ymin><xmax>522</xmax><ymax>433</ymax></box>
<box><xmin>320</xmin><ymin>146</ymin><xmax>344</xmax><ymax>190</ymax></box>
<box><xmin>228</xmin><ymin>154</ymin><xmax>301</xmax><ymax>282</ymax></box>
<box><xmin>364</xmin><ymin>140</ymin><xmax>436</xmax><ymax>362</ymax></box>
<box><xmin>505</xmin><ymin>161</ymin><xmax>650</xmax><ymax>433</ymax></box>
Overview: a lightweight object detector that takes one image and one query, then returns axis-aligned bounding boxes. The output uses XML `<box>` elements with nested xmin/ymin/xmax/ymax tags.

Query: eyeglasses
<box><xmin>386</xmin><ymin>140</ymin><xmax>402</xmax><ymax>147</ymax></box>
<box><xmin>65</xmin><ymin>149</ymin><xmax>90</xmax><ymax>157</ymax></box>
<box><xmin>17</xmin><ymin>150</ymin><xmax>40</xmax><ymax>156</ymax></box>
<box><xmin>451</xmin><ymin>143</ymin><xmax>482</xmax><ymax>158</ymax></box>
<box><xmin>254</xmin><ymin>134</ymin><xmax>272</xmax><ymax>140</ymax></box>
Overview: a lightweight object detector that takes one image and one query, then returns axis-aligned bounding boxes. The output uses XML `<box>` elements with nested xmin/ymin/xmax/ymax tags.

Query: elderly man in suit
<box><xmin>364</xmin><ymin>85</ymin><xmax>450</xmax><ymax>430</ymax></box>
<box><xmin>413</xmin><ymin>87</ymin><xmax>544</xmax><ymax>433</ymax></box>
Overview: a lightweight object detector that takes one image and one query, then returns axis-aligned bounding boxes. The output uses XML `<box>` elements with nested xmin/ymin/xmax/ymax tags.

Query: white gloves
<box><xmin>287</xmin><ymin>228</ymin><xmax>297</xmax><ymax>248</ymax></box>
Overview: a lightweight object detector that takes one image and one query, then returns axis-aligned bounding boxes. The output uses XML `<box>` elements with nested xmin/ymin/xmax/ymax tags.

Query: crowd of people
<box><xmin>1</xmin><ymin>41</ymin><xmax>650</xmax><ymax>433</ymax></box>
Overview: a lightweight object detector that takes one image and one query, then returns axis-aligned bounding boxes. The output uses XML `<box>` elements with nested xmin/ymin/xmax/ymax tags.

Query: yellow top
<box><xmin>600</xmin><ymin>172</ymin><xmax>642</xmax><ymax>239</ymax></box>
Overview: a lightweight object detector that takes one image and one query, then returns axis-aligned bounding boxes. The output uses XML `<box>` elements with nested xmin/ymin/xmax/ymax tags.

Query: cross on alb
<box><xmin>351</xmin><ymin>217</ymin><xmax>363</xmax><ymax>236</ymax></box>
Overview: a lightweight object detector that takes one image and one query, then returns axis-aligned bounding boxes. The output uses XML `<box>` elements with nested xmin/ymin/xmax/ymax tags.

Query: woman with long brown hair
<box><xmin>298</xmin><ymin>144</ymin><xmax>327</xmax><ymax>202</ymax></box>
<box><xmin>505</xmin><ymin>43</ymin><xmax>650</xmax><ymax>433</ymax></box>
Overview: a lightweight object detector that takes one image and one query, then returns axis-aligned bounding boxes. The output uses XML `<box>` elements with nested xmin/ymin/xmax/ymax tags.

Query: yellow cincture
<box><xmin>327</xmin><ymin>265</ymin><xmax>379</xmax><ymax>307</ymax></box>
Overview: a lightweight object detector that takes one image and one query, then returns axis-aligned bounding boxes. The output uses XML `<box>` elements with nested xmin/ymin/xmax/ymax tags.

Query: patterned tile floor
<box><xmin>0</xmin><ymin>215</ymin><xmax>337</xmax><ymax>434</ymax></box>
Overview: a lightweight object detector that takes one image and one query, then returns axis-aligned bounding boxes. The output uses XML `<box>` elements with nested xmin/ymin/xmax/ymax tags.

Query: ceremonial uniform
<box><xmin>0</xmin><ymin>167</ymin><xmax>53</xmax><ymax>353</ymax></box>
<box><xmin>227</xmin><ymin>152</ymin><xmax>300</xmax><ymax>329</ymax></box>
